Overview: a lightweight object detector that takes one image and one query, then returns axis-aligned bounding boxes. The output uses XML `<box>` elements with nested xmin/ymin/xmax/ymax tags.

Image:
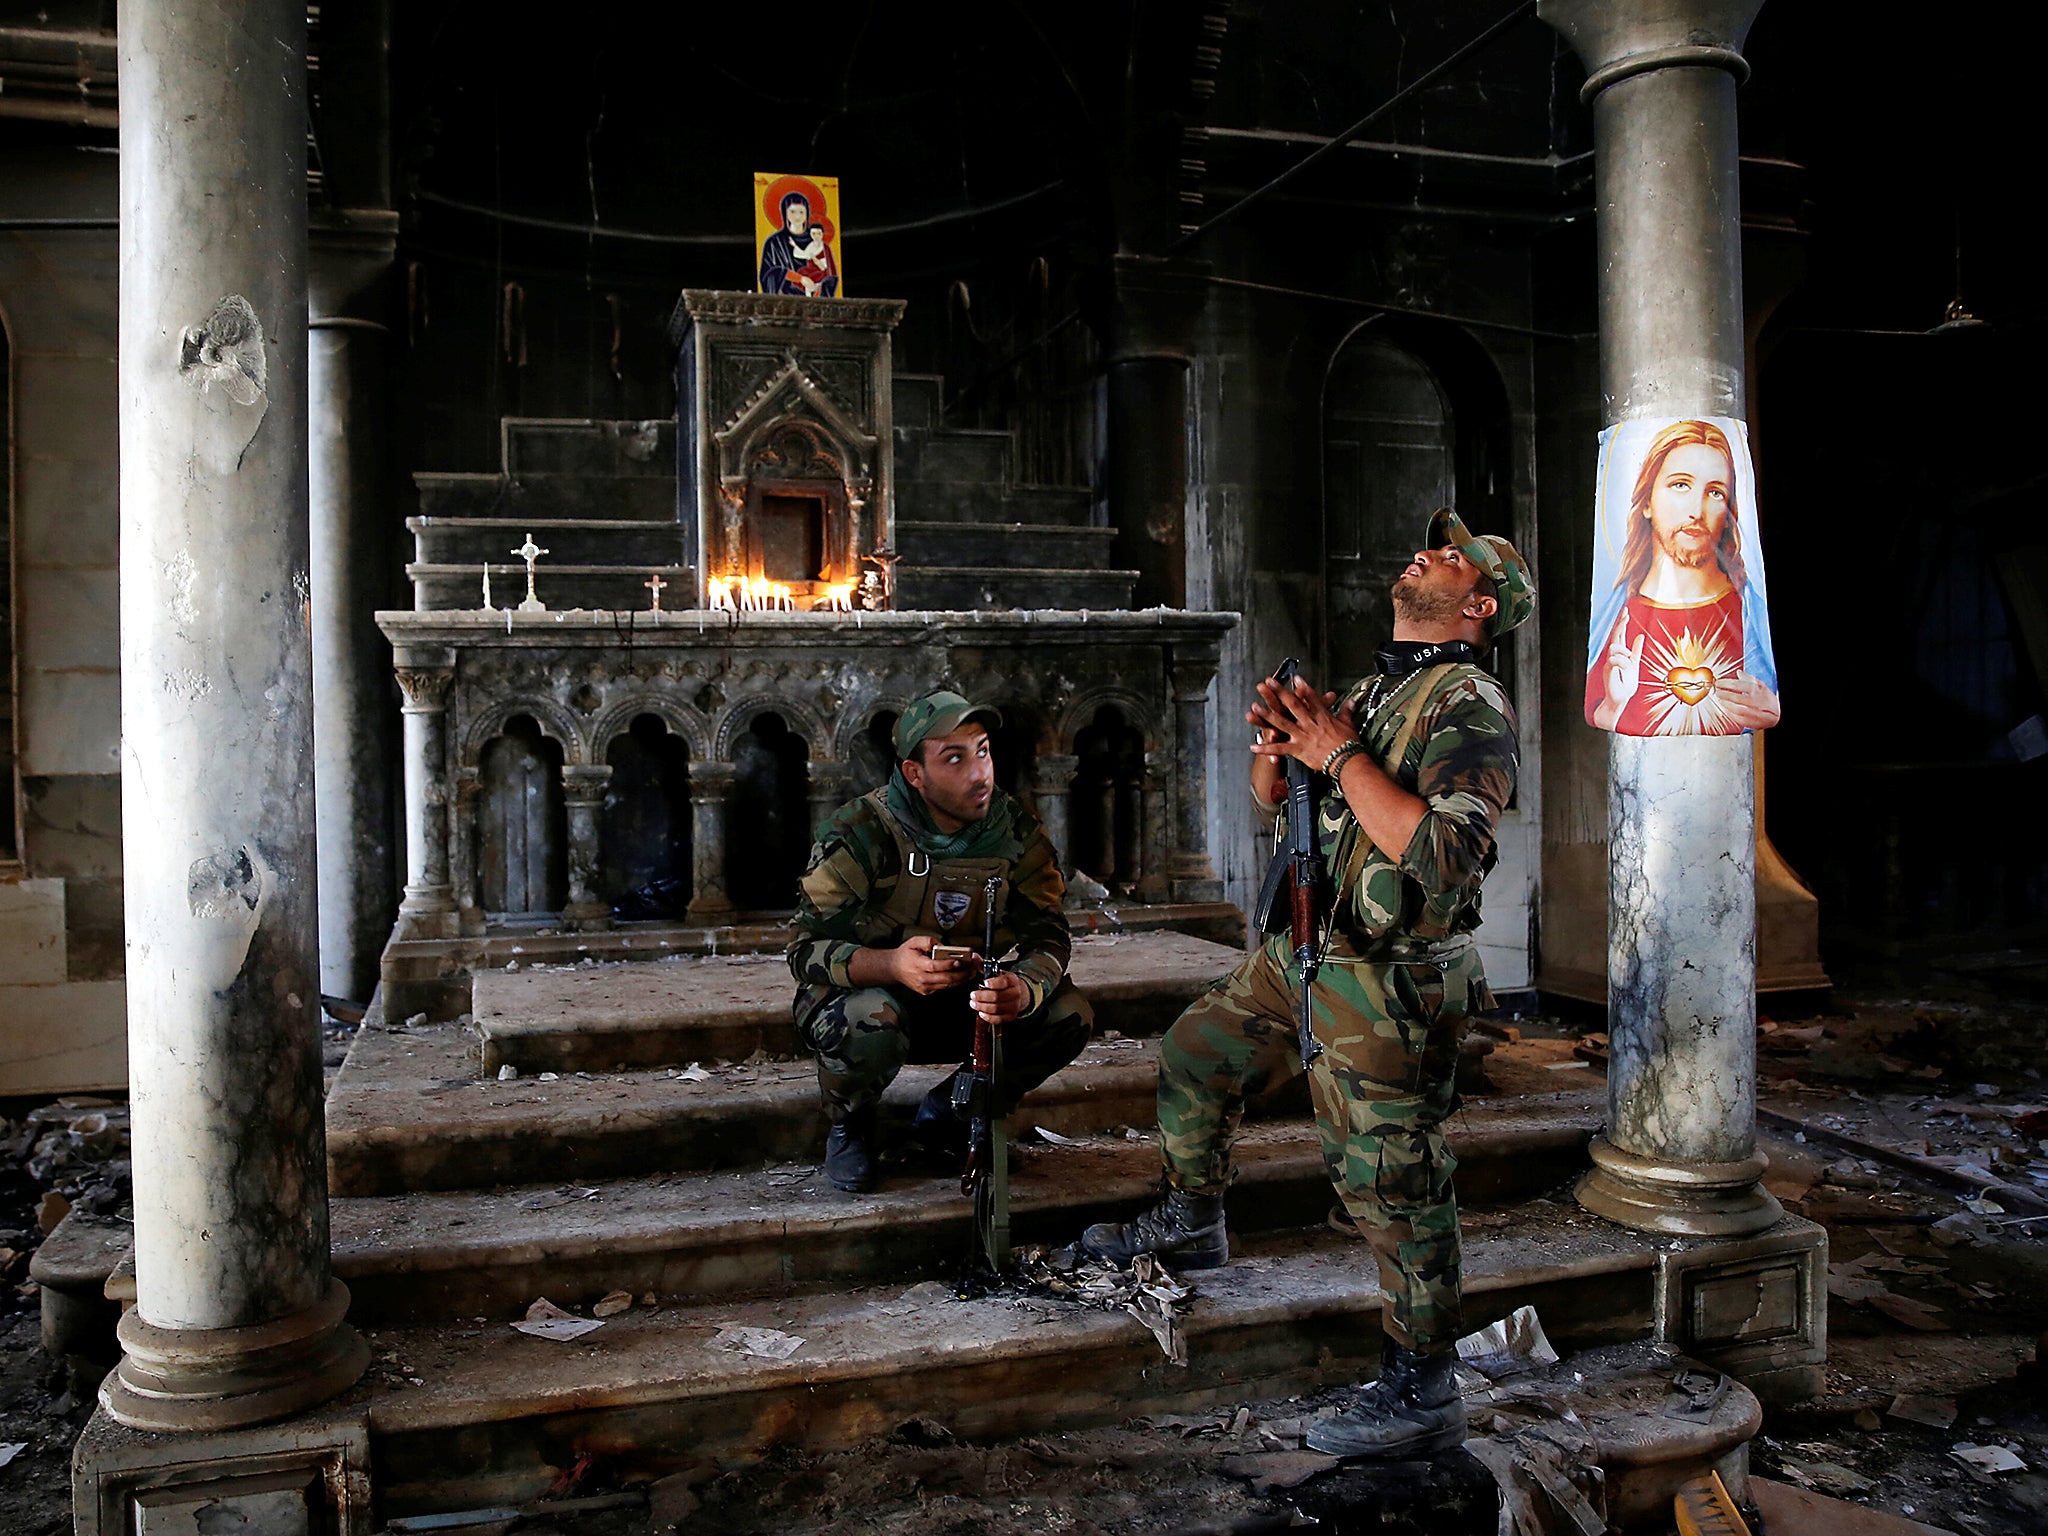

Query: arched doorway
<box><xmin>477</xmin><ymin>715</ymin><xmax>567</xmax><ymax>914</ymax></box>
<box><xmin>1070</xmin><ymin>704</ymin><xmax>1145</xmax><ymax>892</ymax></box>
<box><xmin>600</xmin><ymin>714</ymin><xmax>692</xmax><ymax>911</ymax></box>
<box><xmin>1322</xmin><ymin>332</ymin><xmax>1455</xmax><ymax>684</ymax></box>
<box><xmin>727</xmin><ymin>712</ymin><xmax>810</xmax><ymax>910</ymax></box>
<box><xmin>848</xmin><ymin>709</ymin><xmax>899</xmax><ymax>796</ymax></box>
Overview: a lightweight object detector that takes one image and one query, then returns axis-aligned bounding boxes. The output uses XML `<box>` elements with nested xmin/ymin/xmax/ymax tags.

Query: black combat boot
<box><xmin>908</xmin><ymin>1072</ymin><xmax>969</xmax><ymax>1167</ymax></box>
<box><xmin>1305</xmin><ymin>1336</ymin><xmax>1466</xmax><ymax>1458</ymax></box>
<box><xmin>824</xmin><ymin>1105</ymin><xmax>879</xmax><ymax>1193</ymax></box>
<box><xmin>1079</xmin><ymin>1184</ymin><xmax>1229</xmax><ymax>1270</ymax></box>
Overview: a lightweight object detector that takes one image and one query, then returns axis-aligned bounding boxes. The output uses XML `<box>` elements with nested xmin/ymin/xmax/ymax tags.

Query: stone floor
<box><xmin>8</xmin><ymin>984</ymin><xmax>2048</xmax><ymax>1532</ymax></box>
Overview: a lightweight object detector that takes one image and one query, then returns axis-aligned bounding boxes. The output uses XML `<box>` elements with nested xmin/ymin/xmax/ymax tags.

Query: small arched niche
<box><xmin>986</xmin><ymin>705</ymin><xmax>1038</xmax><ymax>811</ymax></box>
<box><xmin>727</xmin><ymin>712</ymin><xmax>811</xmax><ymax>910</ymax></box>
<box><xmin>1323</xmin><ymin>333</ymin><xmax>1454</xmax><ymax>684</ymax></box>
<box><xmin>478</xmin><ymin>715</ymin><xmax>567</xmax><ymax>915</ymax></box>
<box><xmin>1070</xmin><ymin>704</ymin><xmax>1145</xmax><ymax>892</ymax></box>
<box><xmin>600</xmin><ymin>714</ymin><xmax>692</xmax><ymax>912</ymax></box>
<box><xmin>848</xmin><ymin>710</ymin><xmax>899</xmax><ymax>796</ymax></box>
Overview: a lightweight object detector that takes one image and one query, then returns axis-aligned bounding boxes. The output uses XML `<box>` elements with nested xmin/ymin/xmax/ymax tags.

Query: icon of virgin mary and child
<box><xmin>1584</xmin><ymin>417</ymin><xmax>1781</xmax><ymax>736</ymax></box>
<box><xmin>759</xmin><ymin>189</ymin><xmax>839</xmax><ymax>297</ymax></box>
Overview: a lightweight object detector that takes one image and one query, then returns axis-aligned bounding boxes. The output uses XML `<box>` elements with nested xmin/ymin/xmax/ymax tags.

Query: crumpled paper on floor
<box><xmin>1951</xmin><ymin>1442</ymin><xmax>2027</xmax><ymax>1474</ymax></box>
<box><xmin>1456</xmin><ymin>1304</ymin><xmax>1560</xmax><ymax>1382</ymax></box>
<box><xmin>712</xmin><ymin>1325</ymin><xmax>806</xmax><ymax>1361</ymax></box>
<box><xmin>512</xmin><ymin>1297</ymin><xmax>605</xmax><ymax>1341</ymax></box>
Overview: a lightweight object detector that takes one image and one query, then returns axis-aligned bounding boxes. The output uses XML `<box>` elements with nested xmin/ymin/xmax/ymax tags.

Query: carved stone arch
<box><xmin>716</xmin><ymin>358</ymin><xmax>876</xmax><ymax>478</ymax></box>
<box><xmin>713</xmin><ymin>694</ymin><xmax>829</xmax><ymax>762</ymax></box>
<box><xmin>1056</xmin><ymin>689</ymin><xmax>1165</xmax><ymax>756</ymax></box>
<box><xmin>590</xmin><ymin>696</ymin><xmax>712</xmax><ymax>764</ymax></box>
<box><xmin>463</xmin><ymin>697</ymin><xmax>586</xmax><ymax>768</ymax></box>
<box><xmin>738</xmin><ymin>414</ymin><xmax>866</xmax><ymax>488</ymax></box>
<box><xmin>832</xmin><ymin>694</ymin><xmax>916</xmax><ymax>763</ymax></box>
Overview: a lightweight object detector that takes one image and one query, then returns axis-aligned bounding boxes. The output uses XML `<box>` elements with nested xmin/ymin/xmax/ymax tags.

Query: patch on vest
<box><xmin>932</xmin><ymin>889</ymin><xmax>973</xmax><ymax>931</ymax></box>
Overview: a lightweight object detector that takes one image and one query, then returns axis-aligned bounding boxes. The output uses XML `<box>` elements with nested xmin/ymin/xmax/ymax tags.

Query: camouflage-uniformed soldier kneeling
<box><xmin>1083</xmin><ymin>508</ymin><xmax>1533</xmax><ymax>1461</ymax></box>
<box><xmin>788</xmin><ymin>690</ymin><xmax>1093</xmax><ymax>1193</ymax></box>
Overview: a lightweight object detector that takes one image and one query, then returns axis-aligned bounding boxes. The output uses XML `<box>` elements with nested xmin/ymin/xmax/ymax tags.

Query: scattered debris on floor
<box><xmin>1008</xmin><ymin>1245</ymin><xmax>1194</xmax><ymax>1364</ymax></box>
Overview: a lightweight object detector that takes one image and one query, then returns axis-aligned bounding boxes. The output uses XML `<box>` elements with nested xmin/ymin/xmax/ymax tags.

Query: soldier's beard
<box><xmin>1391</xmin><ymin>578</ymin><xmax>1463</xmax><ymax>625</ymax></box>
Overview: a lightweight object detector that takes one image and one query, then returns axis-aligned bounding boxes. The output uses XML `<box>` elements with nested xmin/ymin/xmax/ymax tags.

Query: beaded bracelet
<box><xmin>1320</xmin><ymin>741</ymin><xmax>1366</xmax><ymax>779</ymax></box>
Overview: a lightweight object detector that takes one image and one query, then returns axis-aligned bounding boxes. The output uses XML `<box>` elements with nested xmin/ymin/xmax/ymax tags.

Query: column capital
<box><xmin>394</xmin><ymin>666</ymin><xmax>454</xmax><ymax>712</ymax></box>
<box><xmin>1030</xmin><ymin>753</ymin><xmax>1080</xmax><ymax>793</ymax></box>
<box><xmin>1538</xmin><ymin>0</ymin><xmax>1762</xmax><ymax>102</ymax></box>
<box><xmin>1103</xmin><ymin>253</ymin><xmax>1213</xmax><ymax>366</ymax></box>
<box><xmin>561</xmin><ymin>763</ymin><xmax>613</xmax><ymax>803</ymax></box>
<box><xmin>688</xmin><ymin>760</ymin><xmax>738</xmax><ymax>797</ymax></box>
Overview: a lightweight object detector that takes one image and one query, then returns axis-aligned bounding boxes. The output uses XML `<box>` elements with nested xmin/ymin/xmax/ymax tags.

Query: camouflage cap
<box><xmin>894</xmin><ymin>690</ymin><xmax>1004</xmax><ymax>759</ymax></box>
<box><xmin>1425</xmin><ymin>507</ymin><xmax>1534</xmax><ymax>638</ymax></box>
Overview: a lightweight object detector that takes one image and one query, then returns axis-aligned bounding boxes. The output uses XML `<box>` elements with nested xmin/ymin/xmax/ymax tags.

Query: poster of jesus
<box><xmin>1584</xmin><ymin>416</ymin><xmax>1780</xmax><ymax>736</ymax></box>
<box><xmin>755</xmin><ymin>173</ymin><xmax>841</xmax><ymax>297</ymax></box>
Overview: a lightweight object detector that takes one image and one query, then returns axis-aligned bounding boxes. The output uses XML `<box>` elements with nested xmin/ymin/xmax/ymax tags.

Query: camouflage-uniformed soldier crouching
<box><xmin>788</xmin><ymin>690</ymin><xmax>1093</xmax><ymax>1193</ymax></box>
<box><xmin>1083</xmin><ymin>508</ymin><xmax>1533</xmax><ymax>1462</ymax></box>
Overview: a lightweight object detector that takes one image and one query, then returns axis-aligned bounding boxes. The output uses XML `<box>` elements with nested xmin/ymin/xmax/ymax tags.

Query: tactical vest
<box><xmin>1322</xmin><ymin>662</ymin><xmax>1494</xmax><ymax>954</ymax></box>
<box><xmin>864</xmin><ymin>788</ymin><xmax>1013</xmax><ymax>948</ymax></box>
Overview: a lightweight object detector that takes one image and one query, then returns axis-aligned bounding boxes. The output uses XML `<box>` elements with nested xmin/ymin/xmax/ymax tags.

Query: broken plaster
<box><xmin>179</xmin><ymin>294</ymin><xmax>270</xmax><ymax>474</ymax></box>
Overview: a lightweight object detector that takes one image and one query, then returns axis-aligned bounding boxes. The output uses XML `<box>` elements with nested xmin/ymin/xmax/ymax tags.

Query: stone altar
<box><xmin>376</xmin><ymin>606</ymin><xmax>1238</xmax><ymax>1016</ymax></box>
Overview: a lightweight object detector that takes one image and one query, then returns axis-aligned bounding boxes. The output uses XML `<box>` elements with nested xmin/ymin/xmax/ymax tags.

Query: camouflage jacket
<box><xmin>787</xmin><ymin>789</ymin><xmax>1073</xmax><ymax>1022</ymax></box>
<box><xmin>1260</xmin><ymin>662</ymin><xmax>1519</xmax><ymax>955</ymax></box>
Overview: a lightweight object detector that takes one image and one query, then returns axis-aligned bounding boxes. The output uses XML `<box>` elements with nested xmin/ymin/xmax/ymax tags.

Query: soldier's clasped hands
<box><xmin>1249</xmin><ymin>674</ymin><xmax>1356</xmax><ymax>773</ymax></box>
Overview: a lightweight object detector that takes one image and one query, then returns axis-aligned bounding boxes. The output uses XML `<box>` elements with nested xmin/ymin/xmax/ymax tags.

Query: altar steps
<box><xmin>894</xmin><ymin>519</ymin><xmax>1115</xmax><ymax>569</ymax></box>
<box><xmin>330</xmin><ymin>1099</ymin><xmax>1598</xmax><ymax>1328</ymax></box>
<box><xmin>406</xmin><ymin>561</ymin><xmax>695</xmax><ymax>614</ymax></box>
<box><xmin>413</xmin><ymin>471</ymin><xmax>680</xmax><ymax>523</ymax></box>
<box><xmin>356</xmin><ymin>1212</ymin><xmax>1696</xmax><ymax>1516</ymax></box>
<box><xmin>410</xmin><ymin>517</ymin><xmax>688</xmax><ymax>569</ymax></box>
<box><xmin>893</xmin><ymin>479</ymin><xmax>1095</xmax><ymax>527</ymax></box>
<box><xmin>894</xmin><ymin>564</ymin><xmax>1143</xmax><ymax>610</ymax></box>
<box><xmin>328</xmin><ymin>1031</ymin><xmax>1190</xmax><ymax>1198</ymax></box>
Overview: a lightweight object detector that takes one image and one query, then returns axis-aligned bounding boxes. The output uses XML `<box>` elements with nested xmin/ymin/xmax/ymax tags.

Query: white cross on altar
<box><xmin>513</xmin><ymin>532</ymin><xmax>549</xmax><ymax>612</ymax></box>
<box><xmin>644</xmin><ymin>572</ymin><xmax>667</xmax><ymax>612</ymax></box>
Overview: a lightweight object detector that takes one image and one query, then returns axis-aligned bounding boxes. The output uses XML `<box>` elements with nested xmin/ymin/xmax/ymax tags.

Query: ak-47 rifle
<box><xmin>1251</xmin><ymin>657</ymin><xmax>1326</xmax><ymax>1072</ymax></box>
<box><xmin>955</xmin><ymin>874</ymin><xmax>1010</xmax><ymax>1271</ymax></box>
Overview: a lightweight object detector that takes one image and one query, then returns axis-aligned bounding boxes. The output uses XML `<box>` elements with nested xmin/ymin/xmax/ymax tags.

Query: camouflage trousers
<box><xmin>1157</xmin><ymin>936</ymin><xmax>1484</xmax><ymax>1351</ymax></box>
<box><xmin>796</xmin><ymin>979</ymin><xmax>1094</xmax><ymax>1121</ymax></box>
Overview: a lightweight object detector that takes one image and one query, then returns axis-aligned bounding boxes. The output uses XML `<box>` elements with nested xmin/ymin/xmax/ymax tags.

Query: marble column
<box><xmin>561</xmin><ymin>765</ymin><xmax>614</xmax><ymax>930</ymax></box>
<box><xmin>451</xmin><ymin>768</ymin><xmax>485</xmax><ymax>937</ymax></box>
<box><xmin>1103</xmin><ymin>255</ymin><xmax>1209</xmax><ymax>611</ymax></box>
<box><xmin>1166</xmin><ymin>653</ymin><xmax>1225</xmax><ymax>903</ymax></box>
<box><xmin>1136</xmin><ymin>750</ymin><xmax>1172</xmax><ymax>904</ymax></box>
<box><xmin>686</xmin><ymin>761</ymin><xmax>737</xmax><ymax>922</ymax></box>
<box><xmin>1029</xmin><ymin>753</ymin><xmax>1080</xmax><ymax>874</ymax></box>
<box><xmin>109</xmin><ymin>0</ymin><xmax>367</xmax><ymax>1428</ymax></box>
<box><xmin>1542</xmin><ymin>0</ymin><xmax>1782</xmax><ymax>1236</ymax></box>
<box><xmin>394</xmin><ymin>651</ymin><xmax>458</xmax><ymax>941</ymax></box>
<box><xmin>807</xmin><ymin>763</ymin><xmax>851</xmax><ymax>843</ymax></box>
<box><xmin>309</xmin><ymin>217</ymin><xmax>399</xmax><ymax>1003</ymax></box>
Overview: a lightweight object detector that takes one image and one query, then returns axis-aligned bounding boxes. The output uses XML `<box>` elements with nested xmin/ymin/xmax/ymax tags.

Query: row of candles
<box><xmin>707</xmin><ymin>575</ymin><xmax>856</xmax><ymax>613</ymax></box>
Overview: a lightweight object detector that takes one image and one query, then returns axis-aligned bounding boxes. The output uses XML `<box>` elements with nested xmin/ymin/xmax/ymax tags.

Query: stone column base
<box><xmin>101</xmin><ymin>1279</ymin><xmax>369</xmax><ymax>1433</ymax></box>
<box><xmin>395</xmin><ymin>888</ymin><xmax>460</xmax><ymax>941</ymax></box>
<box><xmin>1576</xmin><ymin>1135</ymin><xmax>1784</xmax><ymax>1237</ymax></box>
<box><xmin>74</xmin><ymin>1400</ymin><xmax>372</xmax><ymax>1536</ymax></box>
<box><xmin>1654</xmin><ymin>1215</ymin><xmax>1827</xmax><ymax>1405</ymax></box>
<box><xmin>562</xmin><ymin>901</ymin><xmax>614</xmax><ymax>932</ymax></box>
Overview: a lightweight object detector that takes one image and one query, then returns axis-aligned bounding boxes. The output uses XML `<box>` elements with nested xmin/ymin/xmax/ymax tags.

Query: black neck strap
<box><xmin>1375</xmin><ymin>639</ymin><xmax>1481</xmax><ymax>677</ymax></box>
